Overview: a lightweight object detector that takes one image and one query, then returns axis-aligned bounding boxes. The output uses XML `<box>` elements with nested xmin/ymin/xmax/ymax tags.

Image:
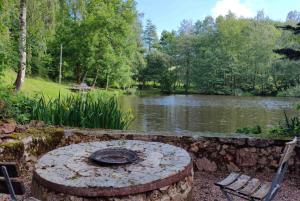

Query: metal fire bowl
<box><xmin>89</xmin><ymin>148</ymin><xmax>138</xmax><ymax>166</ymax></box>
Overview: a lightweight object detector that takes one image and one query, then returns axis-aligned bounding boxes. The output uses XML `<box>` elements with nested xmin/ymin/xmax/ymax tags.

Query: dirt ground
<box><xmin>192</xmin><ymin>171</ymin><xmax>300</xmax><ymax>201</ymax></box>
<box><xmin>1</xmin><ymin>170</ymin><xmax>299</xmax><ymax>201</ymax></box>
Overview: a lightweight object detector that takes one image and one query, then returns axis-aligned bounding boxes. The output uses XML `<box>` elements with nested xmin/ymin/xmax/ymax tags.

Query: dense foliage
<box><xmin>139</xmin><ymin>11</ymin><xmax>300</xmax><ymax>96</ymax></box>
<box><xmin>0</xmin><ymin>0</ymin><xmax>143</xmax><ymax>89</ymax></box>
<box><xmin>0</xmin><ymin>86</ymin><xmax>34</xmax><ymax>123</ymax></box>
<box><xmin>1</xmin><ymin>1</ymin><xmax>300</xmax><ymax>97</ymax></box>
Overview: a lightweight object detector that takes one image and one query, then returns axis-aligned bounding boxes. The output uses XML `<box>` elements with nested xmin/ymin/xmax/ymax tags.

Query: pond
<box><xmin>119</xmin><ymin>95</ymin><xmax>300</xmax><ymax>135</ymax></box>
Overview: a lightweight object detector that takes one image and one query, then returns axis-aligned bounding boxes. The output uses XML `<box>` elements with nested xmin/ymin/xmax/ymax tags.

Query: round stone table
<box><xmin>32</xmin><ymin>140</ymin><xmax>193</xmax><ymax>201</ymax></box>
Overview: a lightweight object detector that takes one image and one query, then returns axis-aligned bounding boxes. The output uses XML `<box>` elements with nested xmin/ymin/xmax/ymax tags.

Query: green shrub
<box><xmin>236</xmin><ymin>125</ymin><xmax>262</xmax><ymax>134</ymax></box>
<box><xmin>0</xmin><ymin>86</ymin><xmax>34</xmax><ymax>123</ymax></box>
<box><xmin>269</xmin><ymin>111</ymin><xmax>300</xmax><ymax>137</ymax></box>
<box><xmin>277</xmin><ymin>85</ymin><xmax>300</xmax><ymax>97</ymax></box>
<box><xmin>31</xmin><ymin>93</ymin><xmax>133</xmax><ymax>129</ymax></box>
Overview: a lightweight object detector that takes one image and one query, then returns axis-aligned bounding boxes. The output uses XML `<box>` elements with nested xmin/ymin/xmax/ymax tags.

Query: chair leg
<box><xmin>1</xmin><ymin>166</ymin><xmax>17</xmax><ymax>201</ymax></box>
<box><xmin>220</xmin><ymin>187</ymin><xmax>234</xmax><ymax>201</ymax></box>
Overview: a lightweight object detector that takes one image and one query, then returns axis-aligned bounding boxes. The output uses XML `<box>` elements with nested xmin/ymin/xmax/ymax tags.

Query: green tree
<box><xmin>143</xmin><ymin>19</ymin><xmax>158</xmax><ymax>52</ymax></box>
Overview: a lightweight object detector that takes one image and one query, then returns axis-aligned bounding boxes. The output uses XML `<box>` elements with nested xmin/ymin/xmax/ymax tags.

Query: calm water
<box><xmin>119</xmin><ymin>95</ymin><xmax>300</xmax><ymax>134</ymax></box>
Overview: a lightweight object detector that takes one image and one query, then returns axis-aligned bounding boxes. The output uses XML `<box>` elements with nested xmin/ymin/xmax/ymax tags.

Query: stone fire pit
<box><xmin>32</xmin><ymin>140</ymin><xmax>193</xmax><ymax>201</ymax></box>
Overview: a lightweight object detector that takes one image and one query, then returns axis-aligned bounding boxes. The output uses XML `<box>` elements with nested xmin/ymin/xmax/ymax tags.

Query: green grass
<box><xmin>2</xmin><ymin>70</ymin><xmax>123</xmax><ymax>98</ymax></box>
<box><xmin>3</xmin><ymin>70</ymin><xmax>72</xmax><ymax>98</ymax></box>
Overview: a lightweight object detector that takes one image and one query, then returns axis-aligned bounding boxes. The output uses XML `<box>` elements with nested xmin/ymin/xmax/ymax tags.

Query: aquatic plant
<box><xmin>32</xmin><ymin>93</ymin><xmax>133</xmax><ymax>129</ymax></box>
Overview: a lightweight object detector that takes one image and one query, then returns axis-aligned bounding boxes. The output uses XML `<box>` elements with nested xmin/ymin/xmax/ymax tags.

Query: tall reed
<box><xmin>32</xmin><ymin>93</ymin><xmax>133</xmax><ymax>129</ymax></box>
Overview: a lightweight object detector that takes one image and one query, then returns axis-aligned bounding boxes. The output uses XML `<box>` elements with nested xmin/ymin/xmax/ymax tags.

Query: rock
<box><xmin>249</xmin><ymin>148</ymin><xmax>256</xmax><ymax>153</ymax></box>
<box><xmin>149</xmin><ymin>190</ymin><xmax>162</xmax><ymax>201</ymax></box>
<box><xmin>258</xmin><ymin>157</ymin><xmax>268</xmax><ymax>165</ymax></box>
<box><xmin>222</xmin><ymin>145</ymin><xmax>229</xmax><ymax>149</ymax></box>
<box><xmin>227</xmin><ymin>162</ymin><xmax>240</xmax><ymax>172</ymax></box>
<box><xmin>236</xmin><ymin>148</ymin><xmax>258</xmax><ymax>167</ymax></box>
<box><xmin>189</xmin><ymin>144</ymin><xmax>199</xmax><ymax>153</ymax></box>
<box><xmin>160</xmin><ymin>194</ymin><xmax>171</xmax><ymax>201</ymax></box>
<box><xmin>29</xmin><ymin>120</ymin><xmax>45</xmax><ymax>128</ymax></box>
<box><xmin>0</xmin><ymin>120</ymin><xmax>16</xmax><ymax>134</ymax></box>
<box><xmin>15</xmin><ymin>124</ymin><xmax>28</xmax><ymax>133</ymax></box>
<box><xmin>260</xmin><ymin>149</ymin><xmax>268</xmax><ymax>155</ymax></box>
<box><xmin>201</xmin><ymin>141</ymin><xmax>210</xmax><ymax>148</ymax></box>
<box><xmin>233</xmin><ymin>139</ymin><xmax>246</xmax><ymax>146</ymax></box>
<box><xmin>225</xmin><ymin>154</ymin><xmax>234</xmax><ymax>161</ymax></box>
<box><xmin>219</xmin><ymin>149</ymin><xmax>226</xmax><ymax>155</ymax></box>
<box><xmin>167</xmin><ymin>185</ymin><xmax>178</xmax><ymax>198</ymax></box>
<box><xmin>270</xmin><ymin>160</ymin><xmax>278</xmax><ymax>168</ymax></box>
<box><xmin>274</xmin><ymin>146</ymin><xmax>283</xmax><ymax>154</ymax></box>
<box><xmin>195</xmin><ymin>157</ymin><xmax>217</xmax><ymax>172</ymax></box>
<box><xmin>219</xmin><ymin>138</ymin><xmax>234</xmax><ymax>144</ymax></box>
<box><xmin>248</xmin><ymin>139</ymin><xmax>272</xmax><ymax>147</ymax></box>
<box><xmin>179</xmin><ymin>180</ymin><xmax>188</xmax><ymax>191</ymax></box>
<box><xmin>159</xmin><ymin>186</ymin><xmax>169</xmax><ymax>192</ymax></box>
<box><xmin>169</xmin><ymin>192</ymin><xmax>184</xmax><ymax>201</ymax></box>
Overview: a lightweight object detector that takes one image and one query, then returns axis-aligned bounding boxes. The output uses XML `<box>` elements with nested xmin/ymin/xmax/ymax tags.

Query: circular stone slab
<box><xmin>33</xmin><ymin>140</ymin><xmax>192</xmax><ymax>197</ymax></box>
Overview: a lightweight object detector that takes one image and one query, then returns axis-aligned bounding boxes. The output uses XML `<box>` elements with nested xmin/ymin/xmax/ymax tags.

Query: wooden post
<box><xmin>59</xmin><ymin>44</ymin><xmax>63</xmax><ymax>84</ymax></box>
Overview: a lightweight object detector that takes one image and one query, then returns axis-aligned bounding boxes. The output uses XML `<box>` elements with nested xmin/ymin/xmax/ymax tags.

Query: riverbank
<box><xmin>2</xmin><ymin>69</ymin><xmax>299</xmax><ymax>99</ymax></box>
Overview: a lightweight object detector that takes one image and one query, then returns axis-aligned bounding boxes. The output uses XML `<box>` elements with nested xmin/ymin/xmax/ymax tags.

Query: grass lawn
<box><xmin>2</xmin><ymin>70</ymin><xmax>123</xmax><ymax>98</ymax></box>
<box><xmin>3</xmin><ymin>70</ymin><xmax>72</xmax><ymax>98</ymax></box>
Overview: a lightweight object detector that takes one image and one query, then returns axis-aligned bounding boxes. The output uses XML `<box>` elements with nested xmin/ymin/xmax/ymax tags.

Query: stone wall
<box><xmin>32</xmin><ymin>174</ymin><xmax>193</xmax><ymax>201</ymax></box>
<box><xmin>1</xmin><ymin>127</ymin><xmax>299</xmax><ymax>174</ymax></box>
<box><xmin>64</xmin><ymin>129</ymin><xmax>300</xmax><ymax>174</ymax></box>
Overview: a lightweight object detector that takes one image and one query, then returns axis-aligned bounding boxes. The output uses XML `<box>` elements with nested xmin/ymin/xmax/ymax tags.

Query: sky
<box><xmin>136</xmin><ymin>0</ymin><xmax>300</xmax><ymax>35</ymax></box>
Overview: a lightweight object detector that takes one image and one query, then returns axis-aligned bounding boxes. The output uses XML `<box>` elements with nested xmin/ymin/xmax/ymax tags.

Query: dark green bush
<box><xmin>0</xmin><ymin>86</ymin><xmax>34</xmax><ymax>123</ymax></box>
<box><xmin>269</xmin><ymin>111</ymin><xmax>300</xmax><ymax>137</ymax></box>
<box><xmin>236</xmin><ymin>125</ymin><xmax>262</xmax><ymax>134</ymax></box>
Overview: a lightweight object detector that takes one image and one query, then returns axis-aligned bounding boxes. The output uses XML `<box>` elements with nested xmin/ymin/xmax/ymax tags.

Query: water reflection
<box><xmin>119</xmin><ymin>95</ymin><xmax>300</xmax><ymax>134</ymax></box>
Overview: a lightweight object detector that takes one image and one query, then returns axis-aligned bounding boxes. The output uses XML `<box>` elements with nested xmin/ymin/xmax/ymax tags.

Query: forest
<box><xmin>0</xmin><ymin>1</ymin><xmax>300</xmax><ymax>96</ymax></box>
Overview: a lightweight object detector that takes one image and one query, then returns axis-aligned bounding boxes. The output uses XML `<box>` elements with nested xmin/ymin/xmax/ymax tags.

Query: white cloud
<box><xmin>212</xmin><ymin>0</ymin><xmax>255</xmax><ymax>18</ymax></box>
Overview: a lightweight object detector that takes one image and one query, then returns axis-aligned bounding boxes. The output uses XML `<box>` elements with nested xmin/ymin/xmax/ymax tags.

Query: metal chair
<box><xmin>215</xmin><ymin>137</ymin><xmax>298</xmax><ymax>201</ymax></box>
<box><xmin>0</xmin><ymin>162</ymin><xmax>39</xmax><ymax>201</ymax></box>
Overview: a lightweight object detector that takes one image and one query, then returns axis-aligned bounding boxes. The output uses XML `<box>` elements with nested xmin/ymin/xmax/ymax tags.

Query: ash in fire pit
<box><xmin>89</xmin><ymin>148</ymin><xmax>138</xmax><ymax>165</ymax></box>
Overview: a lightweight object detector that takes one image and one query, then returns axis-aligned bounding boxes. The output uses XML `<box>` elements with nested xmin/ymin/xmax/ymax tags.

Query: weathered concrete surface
<box><xmin>32</xmin><ymin>140</ymin><xmax>193</xmax><ymax>200</ymax></box>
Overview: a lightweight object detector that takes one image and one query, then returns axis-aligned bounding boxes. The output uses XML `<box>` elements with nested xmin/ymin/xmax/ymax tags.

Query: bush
<box><xmin>236</xmin><ymin>125</ymin><xmax>262</xmax><ymax>134</ymax></box>
<box><xmin>31</xmin><ymin>93</ymin><xmax>133</xmax><ymax>129</ymax></box>
<box><xmin>277</xmin><ymin>85</ymin><xmax>300</xmax><ymax>97</ymax></box>
<box><xmin>0</xmin><ymin>86</ymin><xmax>34</xmax><ymax>123</ymax></box>
<box><xmin>269</xmin><ymin>111</ymin><xmax>300</xmax><ymax>137</ymax></box>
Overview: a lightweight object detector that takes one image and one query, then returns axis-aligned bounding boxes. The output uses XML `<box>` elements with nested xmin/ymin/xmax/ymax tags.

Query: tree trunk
<box><xmin>59</xmin><ymin>44</ymin><xmax>63</xmax><ymax>84</ymax></box>
<box><xmin>15</xmin><ymin>0</ymin><xmax>27</xmax><ymax>91</ymax></box>
<box><xmin>92</xmin><ymin>70</ymin><xmax>99</xmax><ymax>87</ymax></box>
<box><xmin>105</xmin><ymin>73</ymin><xmax>109</xmax><ymax>91</ymax></box>
<box><xmin>76</xmin><ymin>64</ymin><xmax>81</xmax><ymax>84</ymax></box>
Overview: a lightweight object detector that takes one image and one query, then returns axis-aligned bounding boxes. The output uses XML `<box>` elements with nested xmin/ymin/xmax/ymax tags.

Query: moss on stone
<box><xmin>0</xmin><ymin>140</ymin><xmax>24</xmax><ymax>161</ymax></box>
<box><xmin>1</xmin><ymin>126</ymin><xmax>64</xmax><ymax>161</ymax></box>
